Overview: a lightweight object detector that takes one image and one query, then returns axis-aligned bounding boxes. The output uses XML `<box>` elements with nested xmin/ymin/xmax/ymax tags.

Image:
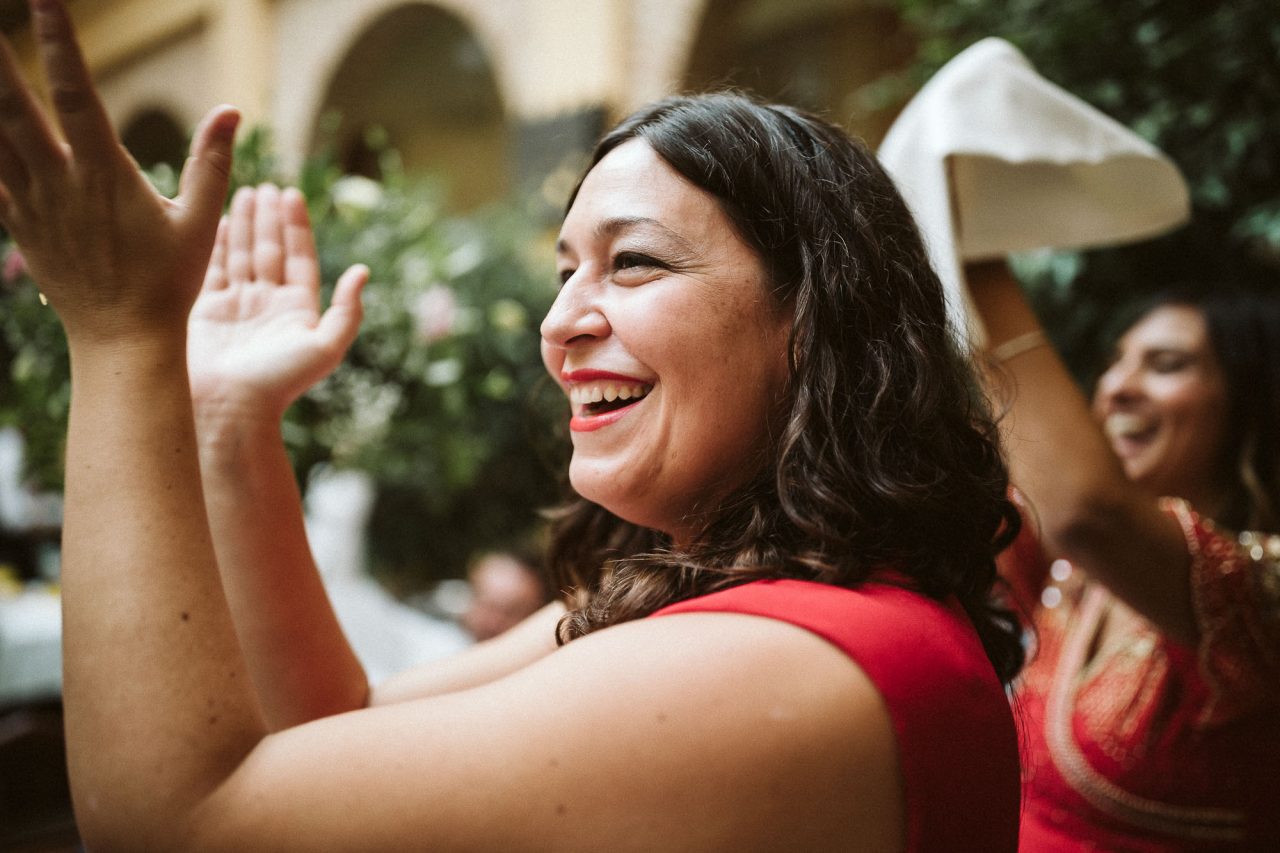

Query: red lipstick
<box><xmin>562</xmin><ymin>369</ymin><xmax>653</xmax><ymax>432</ymax></box>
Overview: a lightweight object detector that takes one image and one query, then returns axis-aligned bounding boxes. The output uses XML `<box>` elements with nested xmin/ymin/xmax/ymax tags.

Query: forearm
<box><xmin>966</xmin><ymin>262</ymin><xmax>1194</xmax><ymax>636</ymax></box>
<box><xmin>967</xmin><ymin>262</ymin><xmax>1134</xmax><ymax>523</ymax></box>
<box><xmin>61</xmin><ymin>340</ymin><xmax>265</xmax><ymax>844</ymax></box>
<box><xmin>197</xmin><ymin>402</ymin><xmax>368</xmax><ymax>728</ymax></box>
<box><xmin>371</xmin><ymin>600</ymin><xmax>564</xmax><ymax>705</ymax></box>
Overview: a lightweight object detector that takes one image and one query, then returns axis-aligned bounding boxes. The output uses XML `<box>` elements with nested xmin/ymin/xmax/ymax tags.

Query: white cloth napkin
<box><xmin>877</xmin><ymin>37</ymin><xmax>1190</xmax><ymax>344</ymax></box>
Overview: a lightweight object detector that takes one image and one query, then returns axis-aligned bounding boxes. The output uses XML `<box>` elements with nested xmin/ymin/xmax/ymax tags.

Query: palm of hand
<box><xmin>189</xmin><ymin>276</ymin><xmax>331</xmax><ymax>410</ymax></box>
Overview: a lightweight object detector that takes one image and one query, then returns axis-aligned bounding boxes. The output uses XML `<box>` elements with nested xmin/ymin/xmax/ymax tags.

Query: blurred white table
<box><xmin>0</xmin><ymin>586</ymin><xmax>62</xmax><ymax>704</ymax></box>
<box><xmin>0</xmin><ymin>465</ymin><xmax>473</xmax><ymax>705</ymax></box>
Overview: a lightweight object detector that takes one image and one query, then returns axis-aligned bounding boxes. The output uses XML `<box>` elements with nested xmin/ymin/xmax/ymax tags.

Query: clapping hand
<box><xmin>0</xmin><ymin>0</ymin><xmax>237</xmax><ymax>345</ymax></box>
<box><xmin>188</xmin><ymin>184</ymin><xmax>368</xmax><ymax>420</ymax></box>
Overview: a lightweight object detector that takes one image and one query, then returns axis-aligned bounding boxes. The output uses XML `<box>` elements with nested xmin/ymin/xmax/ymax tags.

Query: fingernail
<box><xmin>213</xmin><ymin>108</ymin><xmax>240</xmax><ymax>140</ymax></box>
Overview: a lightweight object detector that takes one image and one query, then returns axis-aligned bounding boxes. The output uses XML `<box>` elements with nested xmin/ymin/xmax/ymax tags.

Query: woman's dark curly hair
<box><xmin>547</xmin><ymin>92</ymin><xmax>1025</xmax><ymax>684</ymax></box>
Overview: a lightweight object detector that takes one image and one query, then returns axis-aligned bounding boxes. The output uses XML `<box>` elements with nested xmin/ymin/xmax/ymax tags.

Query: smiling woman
<box><xmin>543</xmin><ymin>139</ymin><xmax>791</xmax><ymax>538</ymax></box>
<box><xmin>966</xmin><ymin>266</ymin><xmax>1280</xmax><ymax>851</ymax></box>
<box><xmin>1093</xmin><ymin>303</ymin><xmax>1232</xmax><ymax>508</ymax></box>
<box><xmin>9</xmin><ymin>3</ymin><xmax>1022</xmax><ymax>850</ymax></box>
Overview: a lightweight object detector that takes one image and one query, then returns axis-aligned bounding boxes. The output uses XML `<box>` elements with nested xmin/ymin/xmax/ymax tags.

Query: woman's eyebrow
<box><xmin>556</xmin><ymin>216</ymin><xmax>695</xmax><ymax>255</ymax></box>
<box><xmin>596</xmin><ymin>215</ymin><xmax>684</xmax><ymax>241</ymax></box>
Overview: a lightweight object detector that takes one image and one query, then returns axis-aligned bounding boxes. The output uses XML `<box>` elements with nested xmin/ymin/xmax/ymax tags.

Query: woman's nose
<box><xmin>540</xmin><ymin>273</ymin><xmax>610</xmax><ymax>348</ymax></box>
<box><xmin>1095</xmin><ymin>358</ymin><xmax>1143</xmax><ymax>407</ymax></box>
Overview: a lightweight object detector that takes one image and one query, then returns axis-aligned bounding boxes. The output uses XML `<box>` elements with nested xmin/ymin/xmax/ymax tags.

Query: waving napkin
<box><xmin>877</xmin><ymin>37</ymin><xmax>1190</xmax><ymax>344</ymax></box>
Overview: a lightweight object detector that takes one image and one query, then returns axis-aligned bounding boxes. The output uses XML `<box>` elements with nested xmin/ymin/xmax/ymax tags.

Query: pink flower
<box><xmin>2</xmin><ymin>247</ymin><xmax>27</xmax><ymax>285</ymax></box>
<box><xmin>414</xmin><ymin>285</ymin><xmax>459</xmax><ymax>344</ymax></box>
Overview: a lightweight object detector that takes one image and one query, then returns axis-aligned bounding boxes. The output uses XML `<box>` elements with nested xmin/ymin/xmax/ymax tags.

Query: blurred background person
<box><xmin>461</xmin><ymin>549</ymin><xmax>552</xmax><ymax>641</ymax></box>
<box><xmin>883</xmin><ymin>35</ymin><xmax>1280</xmax><ymax>850</ymax></box>
<box><xmin>973</xmin><ymin>268</ymin><xmax>1280</xmax><ymax>851</ymax></box>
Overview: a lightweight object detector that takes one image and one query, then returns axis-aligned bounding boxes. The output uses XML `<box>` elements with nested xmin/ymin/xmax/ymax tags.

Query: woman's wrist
<box><xmin>68</xmin><ymin>332</ymin><xmax>190</xmax><ymax>392</ymax></box>
<box><xmin>963</xmin><ymin>260</ymin><xmax>1043</xmax><ymax>347</ymax></box>
<box><xmin>193</xmin><ymin>397</ymin><xmax>288</xmax><ymax>469</ymax></box>
<box><xmin>192</xmin><ymin>385</ymin><xmax>289</xmax><ymax>429</ymax></box>
<box><xmin>989</xmin><ymin>329</ymin><xmax>1049</xmax><ymax>363</ymax></box>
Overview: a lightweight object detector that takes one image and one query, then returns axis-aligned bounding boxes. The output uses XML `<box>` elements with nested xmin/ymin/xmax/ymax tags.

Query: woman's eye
<box><xmin>1149</xmin><ymin>353</ymin><xmax>1190</xmax><ymax>373</ymax></box>
<box><xmin>614</xmin><ymin>252</ymin><xmax>661</xmax><ymax>272</ymax></box>
<box><xmin>557</xmin><ymin>268</ymin><xmax>575</xmax><ymax>286</ymax></box>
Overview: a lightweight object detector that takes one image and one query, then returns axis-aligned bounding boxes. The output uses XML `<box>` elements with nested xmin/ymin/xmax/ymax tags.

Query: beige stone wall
<box><xmin>11</xmin><ymin>0</ymin><xmax>911</xmax><ymax>185</ymax></box>
<box><xmin>95</xmin><ymin>25</ymin><xmax>212</xmax><ymax>134</ymax></box>
<box><xmin>626</xmin><ymin>0</ymin><xmax>707</xmax><ymax>113</ymax></box>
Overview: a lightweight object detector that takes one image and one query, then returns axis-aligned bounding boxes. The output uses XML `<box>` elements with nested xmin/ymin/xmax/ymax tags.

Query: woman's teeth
<box><xmin>1104</xmin><ymin>413</ymin><xmax>1155</xmax><ymax>440</ymax></box>
<box><xmin>570</xmin><ymin>382</ymin><xmax>652</xmax><ymax>409</ymax></box>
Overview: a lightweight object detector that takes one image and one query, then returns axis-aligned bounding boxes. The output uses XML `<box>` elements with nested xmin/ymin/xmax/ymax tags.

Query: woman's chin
<box><xmin>570</xmin><ymin>466</ymin><xmax>634</xmax><ymax>516</ymax></box>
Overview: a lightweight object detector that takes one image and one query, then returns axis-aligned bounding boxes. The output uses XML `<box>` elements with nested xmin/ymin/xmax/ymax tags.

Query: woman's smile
<box><xmin>564</xmin><ymin>369</ymin><xmax>654</xmax><ymax>432</ymax></box>
<box><xmin>1102</xmin><ymin>411</ymin><xmax>1158</xmax><ymax>458</ymax></box>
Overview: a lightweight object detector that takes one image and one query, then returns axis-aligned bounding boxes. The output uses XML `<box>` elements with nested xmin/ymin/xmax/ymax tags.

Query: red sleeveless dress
<box><xmin>652</xmin><ymin>577</ymin><xmax>1020</xmax><ymax>852</ymax></box>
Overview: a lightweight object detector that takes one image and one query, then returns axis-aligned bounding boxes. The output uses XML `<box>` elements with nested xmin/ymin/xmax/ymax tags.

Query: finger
<box><xmin>29</xmin><ymin>0</ymin><xmax>116</xmax><ymax>158</ymax></box>
<box><xmin>201</xmin><ymin>216</ymin><xmax>230</xmax><ymax>291</ymax></box>
<box><xmin>252</xmin><ymin>183</ymin><xmax>284</xmax><ymax>285</ymax></box>
<box><xmin>225</xmin><ymin>185</ymin><xmax>254</xmax><ymax>283</ymax></box>
<box><xmin>176</xmin><ymin>104</ymin><xmax>238</xmax><ymax>236</ymax></box>
<box><xmin>0</xmin><ymin>38</ymin><xmax>64</xmax><ymax>171</ymax></box>
<box><xmin>281</xmin><ymin>187</ymin><xmax>320</xmax><ymax>292</ymax></box>
<box><xmin>316</xmin><ymin>264</ymin><xmax>368</xmax><ymax>354</ymax></box>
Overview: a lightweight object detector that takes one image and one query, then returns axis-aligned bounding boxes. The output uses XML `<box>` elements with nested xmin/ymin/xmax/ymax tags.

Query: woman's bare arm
<box><xmin>190</xmin><ymin>186</ymin><xmax>568</xmax><ymax>721</ymax></box>
<box><xmin>189</xmin><ymin>186</ymin><xmax>372</xmax><ymax>729</ymax></box>
<box><xmin>370</xmin><ymin>600</ymin><xmax>564</xmax><ymax>705</ymax></box>
<box><xmin>966</xmin><ymin>261</ymin><xmax>1196</xmax><ymax>641</ymax></box>
<box><xmin>158</xmin><ymin>613</ymin><xmax>905</xmax><ymax>852</ymax></box>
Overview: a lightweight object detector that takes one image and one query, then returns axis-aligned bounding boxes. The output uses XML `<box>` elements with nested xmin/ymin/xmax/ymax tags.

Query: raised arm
<box><xmin>0</xmin><ymin>0</ymin><xmax>266</xmax><ymax>837</ymax></box>
<box><xmin>190</xmin><ymin>186</ymin><xmax>568</xmax><ymax>718</ymax></box>
<box><xmin>966</xmin><ymin>261</ymin><xmax>1196</xmax><ymax>641</ymax></box>
<box><xmin>188</xmin><ymin>184</ymin><xmax>371</xmax><ymax>729</ymax></box>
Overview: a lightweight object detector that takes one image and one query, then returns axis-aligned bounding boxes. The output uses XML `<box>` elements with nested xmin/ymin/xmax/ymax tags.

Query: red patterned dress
<box><xmin>1008</xmin><ymin>498</ymin><xmax>1280</xmax><ymax>850</ymax></box>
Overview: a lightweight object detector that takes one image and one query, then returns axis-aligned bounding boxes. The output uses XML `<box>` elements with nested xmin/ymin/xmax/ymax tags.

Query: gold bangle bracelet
<box><xmin>990</xmin><ymin>329</ymin><xmax>1049</xmax><ymax>362</ymax></box>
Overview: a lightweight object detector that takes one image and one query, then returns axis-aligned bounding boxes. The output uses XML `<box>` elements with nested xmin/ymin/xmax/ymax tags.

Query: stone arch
<box><xmin>308</xmin><ymin>2</ymin><xmax>508</xmax><ymax>210</ymax></box>
<box><xmin>682</xmin><ymin>0</ymin><xmax>914</xmax><ymax>145</ymax></box>
<box><xmin>120</xmin><ymin>107</ymin><xmax>187</xmax><ymax>171</ymax></box>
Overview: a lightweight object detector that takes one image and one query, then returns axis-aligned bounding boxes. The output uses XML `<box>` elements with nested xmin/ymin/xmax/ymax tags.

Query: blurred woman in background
<box><xmin>969</xmin><ymin>261</ymin><xmax>1280</xmax><ymax>851</ymax></box>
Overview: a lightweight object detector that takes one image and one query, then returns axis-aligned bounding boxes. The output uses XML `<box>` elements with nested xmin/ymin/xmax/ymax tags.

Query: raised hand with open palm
<box><xmin>188</xmin><ymin>184</ymin><xmax>367</xmax><ymax>421</ymax></box>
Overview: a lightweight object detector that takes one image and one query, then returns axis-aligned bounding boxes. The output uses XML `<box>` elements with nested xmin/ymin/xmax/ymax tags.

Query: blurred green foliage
<box><xmin>898</xmin><ymin>0</ymin><xmax>1280</xmax><ymax>380</ymax></box>
<box><xmin>0</xmin><ymin>128</ymin><xmax>567</xmax><ymax>588</ymax></box>
<box><xmin>0</xmin><ymin>261</ymin><xmax>68</xmax><ymax>490</ymax></box>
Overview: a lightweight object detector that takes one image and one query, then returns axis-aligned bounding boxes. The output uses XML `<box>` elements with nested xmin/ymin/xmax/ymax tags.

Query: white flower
<box><xmin>425</xmin><ymin>358</ymin><xmax>464</xmax><ymax>387</ymax></box>
<box><xmin>332</xmin><ymin>175</ymin><xmax>384</xmax><ymax>221</ymax></box>
<box><xmin>443</xmin><ymin>241</ymin><xmax>484</xmax><ymax>277</ymax></box>
<box><xmin>413</xmin><ymin>285</ymin><xmax>459</xmax><ymax>344</ymax></box>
